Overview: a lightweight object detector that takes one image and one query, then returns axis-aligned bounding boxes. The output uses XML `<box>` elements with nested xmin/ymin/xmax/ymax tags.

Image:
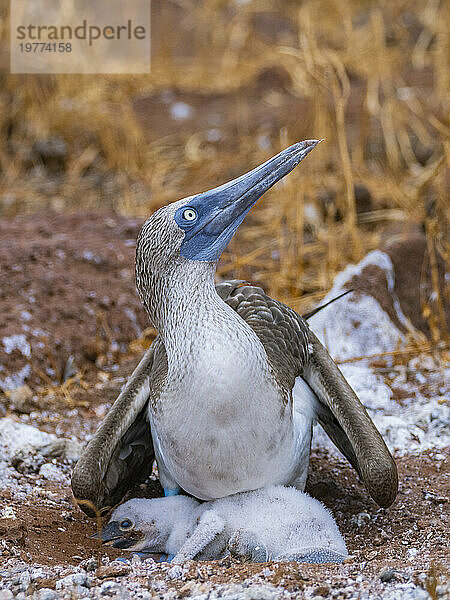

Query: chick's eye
<box><xmin>120</xmin><ymin>519</ymin><xmax>133</xmax><ymax>530</ymax></box>
<box><xmin>182</xmin><ymin>208</ymin><xmax>197</xmax><ymax>222</ymax></box>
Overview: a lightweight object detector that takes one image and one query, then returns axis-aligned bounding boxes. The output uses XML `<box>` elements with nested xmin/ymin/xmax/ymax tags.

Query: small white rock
<box><xmin>170</xmin><ymin>102</ymin><xmax>194</xmax><ymax>121</ymax></box>
<box><xmin>55</xmin><ymin>572</ymin><xmax>87</xmax><ymax>590</ymax></box>
<box><xmin>354</xmin><ymin>512</ymin><xmax>371</xmax><ymax>527</ymax></box>
<box><xmin>167</xmin><ymin>565</ymin><xmax>183</xmax><ymax>580</ymax></box>
<box><xmin>34</xmin><ymin>589</ymin><xmax>59</xmax><ymax>600</ymax></box>
<box><xmin>0</xmin><ymin>506</ymin><xmax>17</xmax><ymax>519</ymax></box>
<box><xmin>39</xmin><ymin>463</ymin><xmax>68</xmax><ymax>484</ymax></box>
<box><xmin>18</xmin><ymin>570</ymin><xmax>31</xmax><ymax>591</ymax></box>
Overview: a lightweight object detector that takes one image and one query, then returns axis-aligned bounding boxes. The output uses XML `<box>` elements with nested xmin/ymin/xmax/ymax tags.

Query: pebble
<box><xmin>380</xmin><ymin>568</ymin><xmax>397</xmax><ymax>583</ymax></box>
<box><xmin>167</xmin><ymin>565</ymin><xmax>183</xmax><ymax>580</ymax></box>
<box><xmin>34</xmin><ymin>589</ymin><xmax>59</xmax><ymax>600</ymax></box>
<box><xmin>96</xmin><ymin>563</ymin><xmax>131</xmax><ymax>579</ymax></box>
<box><xmin>55</xmin><ymin>572</ymin><xmax>88</xmax><ymax>590</ymax></box>
<box><xmin>262</xmin><ymin>568</ymin><xmax>274</xmax><ymax>577</ymax></box>
<box><xmin>6</xmin><ymin>385</ymin><xmax>34</xmax><ymax>413</ymax></box>
<box><xmin>99</xmin><ymin>580</ymin><xmax>128</xmax><ymax>597</ymax></box>
<box><xmin>0</xmin><ymin>506</ymin><xmax>17</xmax><ymax>519</ymax></box>
<box><xmin>375</xmin><ymin>583</ymin><xmax>430</xmax><ymax>600</ymax></box>
<box><xmin>0</xmin><ymin>590</ymin><xmax>14</xmax><ymax>600</ymax></box>
<box><xmin>354</xmin><ymin>512</ymin><xmax>371</xmax><ymax>527</ymax></box>
<box><xmin>18</xmin><ymin>570</ymin><xmax>31</xmax><ymax>591</ymax></box>
<box><xmin>39</xmin><ymin>463</ymin><xmax>68</xmax><ymax>484</ymax></box>
<box><xmin>80</xmin><ymin>557</ymin><xmax>98</xmax><ymax>572</ymax></box>
<box><xmin>242</xmin><ymin>585</ymin><xmax>279</xmax><ymax>599</ymax></box>
<box><xmin>436</xmin><ymin>584</ymin><xmax>450</xmax><ymax>598</ymax></box>
<box><xmin>314</xmin><ymin>585</ymin><xmax>330</xmax><ymax>596</ymax></box>
<box><xmin>75</xmin><ymin>586</ymin><xmax>91</xmax><ymax>598</ymax></box>
<box><xmin>170</xmin><ymin>102</ymin><xmax>194</xmax><ymax>121</ymax></box>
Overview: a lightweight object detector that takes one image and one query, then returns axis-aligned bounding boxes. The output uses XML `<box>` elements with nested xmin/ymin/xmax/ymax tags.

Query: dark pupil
<box><xmin>121</xmin><ymin>519</ymin><xmax>131</xmax><ymax>528</ymax></box>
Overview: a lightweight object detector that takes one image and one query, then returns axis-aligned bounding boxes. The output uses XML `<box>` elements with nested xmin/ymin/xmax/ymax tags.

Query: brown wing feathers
<box><xmin>219</xmin><ymin>282</ymin><xmax>398</xmax><ymax>508</ymax></box>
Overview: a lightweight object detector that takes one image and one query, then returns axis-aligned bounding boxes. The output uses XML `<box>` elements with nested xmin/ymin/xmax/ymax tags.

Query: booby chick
<box><xmin>95</xmin><ymin>485</ymin><xmax>348</xmax><ymax>564</ymax></box>
<box><xmin>72</xmin><ymin>140</ymin><xmax>398</xmax><ymax>516</ymax></box>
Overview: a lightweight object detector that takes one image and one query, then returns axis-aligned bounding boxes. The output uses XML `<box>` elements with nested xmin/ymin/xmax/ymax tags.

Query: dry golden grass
<box><xmin>0</xmin><ymin>0</ymin><xmax>448</xmax><ymax>337</ymax></box>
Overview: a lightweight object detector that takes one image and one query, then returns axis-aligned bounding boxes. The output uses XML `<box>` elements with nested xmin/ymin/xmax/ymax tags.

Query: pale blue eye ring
<box><xmin>182</xmin><ymin>208</ymin><xmax>197</xmax><ymax>222</ymax></box>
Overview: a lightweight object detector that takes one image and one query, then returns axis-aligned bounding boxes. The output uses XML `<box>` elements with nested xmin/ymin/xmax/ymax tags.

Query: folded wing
<box><xmin>219</xmin><ymin>281</ymin><xmax>397</xmax><ymax>508</ymax></box>
<box><xmin>71</xmin><ymin>340</ymin><xmax>166</xmax><ymax>516</ymax></box>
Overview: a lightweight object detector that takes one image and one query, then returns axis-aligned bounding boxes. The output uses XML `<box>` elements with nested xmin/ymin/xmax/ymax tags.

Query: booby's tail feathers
<box><xmin>302</xmin><ymin>290</ymin><xmax>353</xmax><ymax>320</ymax></box>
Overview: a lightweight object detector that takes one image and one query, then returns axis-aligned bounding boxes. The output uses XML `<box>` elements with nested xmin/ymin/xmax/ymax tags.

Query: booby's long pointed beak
<box><xmin>177</xmin><ymin>139</ymin><xmax>321</xmax><ymax>262</ymax></box>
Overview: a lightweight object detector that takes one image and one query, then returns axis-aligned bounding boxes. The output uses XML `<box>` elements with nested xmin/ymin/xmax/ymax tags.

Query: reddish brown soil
<box><xmin>0</xmin><ymin>212</ymin><xmax>148</xmax><ymax>390</ymax></box>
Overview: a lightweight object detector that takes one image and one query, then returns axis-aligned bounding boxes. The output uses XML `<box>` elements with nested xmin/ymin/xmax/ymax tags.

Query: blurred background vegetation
<box><xmin>0</xmin><ymin>0</ymin><xmax>448</xmax><ymax>321</ymax></box>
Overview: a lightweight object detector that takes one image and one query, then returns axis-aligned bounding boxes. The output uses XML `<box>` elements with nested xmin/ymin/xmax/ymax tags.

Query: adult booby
<box><xmin>72</xmin><ymin>140</ymin><xmax>397</xmax><ymax>515</ymax></box>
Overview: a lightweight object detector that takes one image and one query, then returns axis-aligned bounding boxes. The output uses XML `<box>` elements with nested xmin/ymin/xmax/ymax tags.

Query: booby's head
<box><xmin>136</xmin><ymin>140</ymin><xmax>320</xmax><ymax>285</ymax></box>
<box><xmin>92</xmin><ymin>496</ymin><xmax>199</xmax><ymax>553</ymax></box>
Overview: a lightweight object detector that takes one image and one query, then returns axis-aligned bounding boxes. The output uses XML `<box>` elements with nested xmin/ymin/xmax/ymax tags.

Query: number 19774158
<box><xmin>19</xmin><ymin>42</ymin><xmax>72</xmax><ymax>52</ymax></box>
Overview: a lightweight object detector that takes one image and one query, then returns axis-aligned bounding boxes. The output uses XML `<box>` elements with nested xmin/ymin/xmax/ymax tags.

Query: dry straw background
<box><xmin>0</xmin><ymin>0</ymin><xmax>448</xmax><ymax>339</ymax></box>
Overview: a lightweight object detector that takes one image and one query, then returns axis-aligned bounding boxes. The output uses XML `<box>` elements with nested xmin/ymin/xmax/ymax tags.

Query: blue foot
<box><xmin>156</xmin><ymin>553</ymin><xmax>175</xmax><ymax>563</ymax></box>
<box><xmin>117</xmin><ymin>552</ymin><xmax>154</xmax><ymax>562</ymax></box>
<box><xmin>164</xmin><ymin>487</ymin><xmax>180</xmax><ymax>497</ymax></box>
<box><xmin>135</xmin><ymin>551</ymin><xmax>154</xmax><ymax>559</ymax></box>
<box><xmin>157</xmin><ymin>554</ymin><xmax>168</xmax><ymax>562</ymax></box>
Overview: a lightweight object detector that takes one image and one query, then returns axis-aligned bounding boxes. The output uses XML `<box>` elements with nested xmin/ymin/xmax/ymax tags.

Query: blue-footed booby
<box><xmin>71</xmin><ymin>140</ymin><xmax>398</xmax><ymax>515</ymax></box>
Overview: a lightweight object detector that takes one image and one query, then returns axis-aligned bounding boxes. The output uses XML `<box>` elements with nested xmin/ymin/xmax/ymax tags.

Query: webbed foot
<box><xmin>280</xmin><ymin>548</ymin><xmax>346</xmax><ymax>564</ymax></box>
<box><xmin>156</xmin><ymin>553</ymin><xmax>175</xmax><ymax>563</ymax></box>
<box><xmin>228</xmin><ymin>529</ymin><xmax>268</xmax><ymax>563</ymax></box>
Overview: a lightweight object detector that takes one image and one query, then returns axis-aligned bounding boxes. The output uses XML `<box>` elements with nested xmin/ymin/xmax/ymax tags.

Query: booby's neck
<box><xmin>143</xmin><ymin>259</ymin><xmax>228</xmax><ymax>348</ymax></box>
<box><xmin>138</xmin><ymin>257</ymin><xmax>272</xmax><ymax>390</ymax></box>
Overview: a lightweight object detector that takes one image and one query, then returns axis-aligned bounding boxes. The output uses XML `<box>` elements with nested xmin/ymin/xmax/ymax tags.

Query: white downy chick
<box><xmin>98</xmin><ymin>485</ymin><xmax>347</xmax><ymax>564</ymax></box>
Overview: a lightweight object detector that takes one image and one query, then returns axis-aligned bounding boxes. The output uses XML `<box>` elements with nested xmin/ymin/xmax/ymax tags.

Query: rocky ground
<box><xmin>0</xmin><ymin>213</ymin><xmax>448</xmax><ymax>600</ymax></box>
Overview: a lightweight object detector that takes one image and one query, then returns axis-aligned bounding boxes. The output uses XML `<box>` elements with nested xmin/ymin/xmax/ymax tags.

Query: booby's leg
<box><xmin>156</xmin><ymin>553</ymin><xmax>175</xmax><ymax>563</ymax></box>
<box><xmin>171</xmin><ymin>511</ymin><xmax>225</xmax><ymax>564</ymax></box>
<box><xmin>151</xmin><ymin>419</ymin><xmax>182</xmax><ymax>498</ymax></box>
<box><xmin>159</xmin><ymin>463</ymin><xmax>180</xmax><ymax>561</ymax></box>
<box><xmin>228</xmin><ymin>530</ymin><xmax>269</xmax><ymax>563</ymax></box>
<box><xmin>278</xmin><ymin>548</ymin><xmax>346</xmax><ymax>564</ymax></box>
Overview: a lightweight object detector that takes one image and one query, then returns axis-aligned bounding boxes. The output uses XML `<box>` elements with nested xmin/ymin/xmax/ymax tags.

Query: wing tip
<box><xmin>364</xmin><ymin>457</ymin><xmax>399</xmax><ymax>508</ymax></box>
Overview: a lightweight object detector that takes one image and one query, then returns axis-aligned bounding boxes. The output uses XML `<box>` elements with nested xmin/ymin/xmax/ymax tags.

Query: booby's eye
<box><xmin>119</xmin><ymin>519</ymin><xmax>133</xmax><ymax>530</ymax></box>
<box><xmin>182</xmin><ymin>208</ymin><xmax>197</xmax><ymax>222</ymax></box>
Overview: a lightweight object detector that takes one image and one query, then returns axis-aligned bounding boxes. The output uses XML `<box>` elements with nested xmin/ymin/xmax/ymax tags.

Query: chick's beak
<box><xmin>90</xmin><ymin>522</ymin><xmax>140</xmax><ymax>549</ymax></box>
